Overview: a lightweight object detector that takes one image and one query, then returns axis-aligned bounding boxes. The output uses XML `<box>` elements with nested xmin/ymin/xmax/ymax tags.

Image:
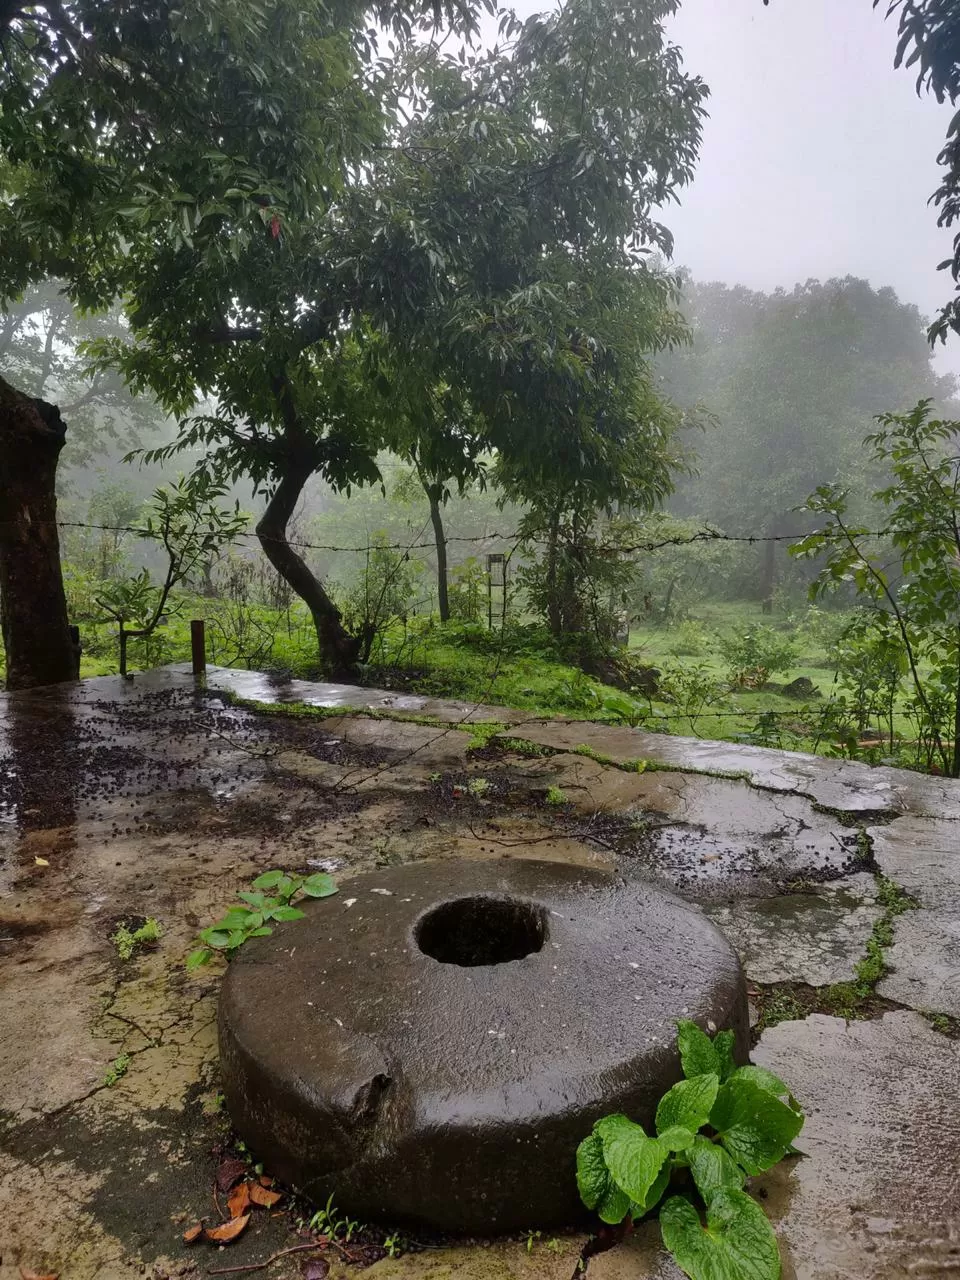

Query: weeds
<box><xmin>103</xmin><ymin>1053</ymin><xmax>131</xmax><ymax>1087</ymax></box>
<box><xmin>111</xmin><ymin>917</ymin><xmax>161</xmax><ymax>960</ymax></box>
<box><xmin>187</xmin><ymin>869</ymin><xmax>338</xmax><ymax>969</ymax></box>
<box><xmin>578</xmin><ymin>1021</ymin><xmax>802</xmax><ymax>1280</ymax></box>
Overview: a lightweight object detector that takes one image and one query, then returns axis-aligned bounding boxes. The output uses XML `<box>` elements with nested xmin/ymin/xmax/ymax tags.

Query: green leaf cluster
<box><xmin>576</xmin><ymin>1021</ymin><xmax>804</xmax><ymax>1280</ymax></box>
<box><xmin>186</xmin><ymin>869</ymin><xmax>337</xmax><ymax>969</ymax></box>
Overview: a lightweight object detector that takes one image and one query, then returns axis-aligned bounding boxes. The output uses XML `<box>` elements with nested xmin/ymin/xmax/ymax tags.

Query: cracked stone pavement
<box><xmin>0</xmin><ymin>665</ymin><xmax>958</xmax><ymax>1280</ymax></box>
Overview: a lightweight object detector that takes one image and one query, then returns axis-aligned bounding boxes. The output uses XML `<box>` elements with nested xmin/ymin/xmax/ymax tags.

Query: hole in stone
<box><xmin>415</xmin><ymin>896</ymin><xmax>548</xmax><ymax>967</ymax></box>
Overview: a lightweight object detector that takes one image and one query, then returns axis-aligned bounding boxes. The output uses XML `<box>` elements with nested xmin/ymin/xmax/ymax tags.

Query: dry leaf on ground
<box><xmin>215</xmin><ymin>1157</ymin><xmax>247</xmax><ymax>1192</ymax></box>
<box><xmin>227</xmin><ymin>1181</ymin><xmax>252</xmax><ymax>1218</ymax></box>
<box><xmin>248</xmin><ymin>1183</ymin><xmax>282</xmax><ymax>1207</ymax></box>
<box><xmin>182</xmin><ymin>1223</ymin><xmax>204</xmax><ymax>1244</ymax></box>
<box><xmin>204</xmin><ymin>1213</ymin><xmax>250</xmax><ymax>1244</ymax></box>
<box><xmin>20</xmin><ymin>1269</ymin><xmax>58</xmax><ymax>1280</ymax></box>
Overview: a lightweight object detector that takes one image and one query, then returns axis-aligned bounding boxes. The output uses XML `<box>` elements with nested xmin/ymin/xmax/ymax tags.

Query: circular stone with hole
<box><xmin>218</xmin><ymin>858</ymin><xmax>748</xmax><ymax>1233</ymax></box>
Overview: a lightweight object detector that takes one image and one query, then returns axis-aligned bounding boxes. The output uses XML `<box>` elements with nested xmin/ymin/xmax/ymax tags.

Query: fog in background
<box><xmin>495</xmin><ymin>0</ymin><xmax>960</xmax><ymax>373</ymax></box>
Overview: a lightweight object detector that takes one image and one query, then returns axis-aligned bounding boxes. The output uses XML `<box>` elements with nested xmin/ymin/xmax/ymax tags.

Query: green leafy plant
<box><xmin>467</xmin><ymin>777</ymin><xmax>492</xmax><ymax>797</ymax></box>
<box><xmin>187</xmin><ymin>870</ymin><xmax>338</xmax><ymax>969</ymax></box>
<box><xmin>545</xmin><ymin>785</ymin><xmax>568</xmax><ymax>806</ymax></box>
<box><xmin>309</xmin><ymin>1193</ymin><xmax>361</xmax><ymax>1242</ymax></box>
<box><xmin>383</xmin><ymin>1233</ymin><xmax>405</xmax><ymax>1259</ymax></box>
<box><xmin>103</xmin><ymin>1053</ymin><xmax>131</xmax><ymax>1087</ymax></box>
<box><xmin>793</xmin><ymin>402</ymin><xmax>960</xmax><ymax>776</ymax></box>
<box><xmin>718</xmin><ymin>626</ymin><xmax>797</xmax><ymax>689</ymax></box>
<box><xmin>111</xmin><ymin>917</ymin><xmax>162</xmax><ymax>961</ymax></box>
<box><xmin>576</xmin><ymin>1021</ymin><xmax>804</xmax><ymax>1280</ymax></box>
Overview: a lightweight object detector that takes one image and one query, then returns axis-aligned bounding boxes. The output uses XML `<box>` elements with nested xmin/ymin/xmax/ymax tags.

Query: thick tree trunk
<box><xmin>426</xmin><ymin>482</ymin><xmax>450</xmax><ymax>622</ymax></box>
<box><xmin>256</xmin><ymin>460</ymin><xmax>361</xmax><ymax>678</ymax></box>
<box><xmin>0</xmin><ymin>375</ymin><xmax>79</xmax><ymax>689</ymax></box>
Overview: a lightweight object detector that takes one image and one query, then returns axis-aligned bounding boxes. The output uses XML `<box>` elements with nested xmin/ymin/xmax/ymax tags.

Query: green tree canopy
<box><xmin>659</xmin><ymin>275</ymin><xmax>956</xmax><ymax>603</ymax></box>
<box><xmin>99</xmin><ymin>0</ymin><xmax>707</xmax><ymax>672</ymax></box>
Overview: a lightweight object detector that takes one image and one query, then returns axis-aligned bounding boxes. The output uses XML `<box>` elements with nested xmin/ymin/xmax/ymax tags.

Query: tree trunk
<box><xmin>760</xmin><ymin>532</ymin><xmax>776</xmax><ymax>615</ymax></box>
<box><xmin>0</xmin><ymin>375</ymin><xmax>79</xmax><ymax>689</ymax></box>
<box><xmin>426</xmin><ymin>482</ymin><xmax>450</xmax><ymax>622</ymax></box>
<box><xmin>256</xmin><ymin>460</ymin><xmax>361</xmax><ymax>678</ymax></box>
<box><xmin>545</xmin><ymin>508</ymin><xmax>563</xmax><ymax>639</ymax></box>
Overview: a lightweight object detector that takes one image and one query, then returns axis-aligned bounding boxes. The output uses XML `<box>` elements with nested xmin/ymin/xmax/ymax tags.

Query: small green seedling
<box><xmin>111</xmin><ymin>917</ymin><xmax>162</xmax><ymax>961</ymax></box>
<box><xmin>468</xmin><ymin>777</ymin><xmax>492</xmax><ymax>797</ymax></box>
<box><xmin>187</xmin><ymin>870</ymin><xmax>337</xmax><ymax>969</ymax></box>
<box><xmin>545</xmin><ymin>785</ymin><xmax>567</xmax><ymax>806</ymax></box>
<box><xmin>577</xmin><ymin>1021</ymin><xmax>804</xmax><ymax>1280</ymax></box>
<box><xmin>103</xmin><ymin>1053</ymin><xmax>131</xmax><ymax>1086</ymax></box>
<box><xmin>383</xmin><ymin>1233</ymin><xmax>404</xmax><ymax>1258</ymax></box>
<box><xmin>309</xmin><ymin>1193</ymin><xmax>360</xmax><ymax>1242</ymax></box>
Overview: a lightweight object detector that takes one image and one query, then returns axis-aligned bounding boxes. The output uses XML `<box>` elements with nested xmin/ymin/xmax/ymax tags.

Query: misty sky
<box><xmin>494</xmin><ymin>0</ymin><xmax>960</xmax><ymax>374</ymax></box>
<box><xmin>666</xmin><ymin>0</ymin><xmax>960</xmax><ymax>374</ymax></box>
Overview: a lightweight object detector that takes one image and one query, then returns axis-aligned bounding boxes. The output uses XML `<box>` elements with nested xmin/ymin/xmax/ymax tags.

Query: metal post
<box><xmin>190</xmin><ymin>619</ymin><xmax>206</xmax><ymax>675</ymax></box>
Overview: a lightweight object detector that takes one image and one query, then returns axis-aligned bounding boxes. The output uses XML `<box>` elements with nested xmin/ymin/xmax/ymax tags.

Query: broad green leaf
<box><xmin>576</xmin><ymin>1133</ymin><xmax>608</xmax><ymax>1211</ymax></box>
<box><xmin>656</xmin><ymin>1074</ymin><xmax>719</xmax><ymax>1137</ymax></box>
<box><xmin>657</xmin><ymin>1125</ymin><xmax>696</xmax><ymax>1153</ymax></box>
<box><xmin>301</xmin><ymin>873</ymin><xmax>338</xmax><ymax>898</ymax></box>
<box><xmin>599</xmin><ymin>1117</ymin><xmax>669</xmax><ymax>1206</ymax></box>
<box><xmin>677</xmin><ymin>1020</ymin><xmax>720</xmax><ymax>1079</ymax></box>
<box><xmin>248</xmin><ymin>926</ymin><xmax>273</xmax><ymax>937</ymax></box>
<box><xmin>660</xmin><ymin>1190</ymin><xmax>781</xmax><ymax>1280</ymax></box>
<box><xmin>186</xmin><ymin>947</ymin><xmax>213</xmax><ymax>970</ymax></box>
<box><xmin>633</xmin><ymin>1162</ymin><xmax>671</xmax><ymax>1218</ymax></box>
<box><xmin>730</xmin><ymin>1066</ymin><xmax>791</xmax><ymax>1100</ymax></box>
<box><xmin>687</xmin><ymin>1137</ymin><xmax>745</xmax><ymax>1204</ymax></box>
<box><xmin>252</xmin><ymin>870</ymin><xmax>285</xmax><ymax>889</ymax></box>
<box><xmin>238</xmin><ymin>891</ymin><xmax>266</xmax><ymax>907</ymax></box>
<box><xmin>597</xmin><ymin>1181</ymin><xmax>632</xmax><ymax>1225</ymax></box>
<box><xmin>713</xmin><ymin>1031</ymin><xmax>737</xmax><ymax>1081</ymax></box>
<box><xmin>198</xmin><ymin>928</ymin><xmax>232</xmax><ymax>948</ymax></box>
<box><xmin>729</xmin><ymin>1065</ymin><xmax>796</xmax><ymax>1106</ymax></box>
<box><xmin>218</xmin><ymin>908</ymin><xmax>254</xmax><ymax>929</ymax></box>
<box><xmin>269</xmin><ymin>905</ymin><xmax>305</xmax><ymax>922</ymax></box>
<box><xmin>710</xmin><ymin>1078</ymin><xmax>804</xmax><ymax>1175</ymax></box>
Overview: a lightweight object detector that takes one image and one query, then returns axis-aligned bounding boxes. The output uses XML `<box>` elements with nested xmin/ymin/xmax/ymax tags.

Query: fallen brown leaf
<box><xmin>227</xmin><ymin>1181</ymin><xmax>252</xmax><ymax>1218</ymax></box>
<box><xmin>20</xmin><ymin>1269</ymin><xmax>58</xmax><ymax>1280</ymax></box>
<box><xmin>215</xmin><ymin>1157</ymin><xmax>247</xmax><ymax>1193</ymax></box>
<box><xmin>248</xmin><ymin>1182</ymin><xmax>282</xmax><ymax>1208</ymax></box>
<box><xmin>182</xmin><ymin>1223</ymin><xmax>204</xmax><ymax>1244</ymax></box>
<box><xmin>205</xmin><ymin>1213</ymin><xmax>250</xmax><ymax>1244</ymax></box>
<box><xmin>258</xmin><ymin>1174</ymin><xmax>275</xmax><ymax>1187</ymax></box>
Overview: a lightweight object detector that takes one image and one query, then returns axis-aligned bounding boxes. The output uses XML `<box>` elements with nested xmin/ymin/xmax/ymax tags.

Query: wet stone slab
<box><xmin>1</xmin><ymin>667</ymin><xmax>960</xmax><ymax>1278</ymax></box>
<box><xmin>702</xmin><ymin>872</ymin><xmax>882</xmax><ymax>986</ymax></box>
<box><xmin>871</xmin><ymin>815</ymin><xmax>960</xmax><ymax>1015</ymax></box>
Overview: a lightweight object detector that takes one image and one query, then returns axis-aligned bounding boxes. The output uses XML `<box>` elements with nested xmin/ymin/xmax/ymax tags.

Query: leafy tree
<box><xmin>793</xmin><ymin>400</ymin><xmax>960</xmax><ymax>776</ymax></box>
<box><xmin>661</xmin><ymin>276</ymin><xmax>955</xmax><ymax>608</ymax></box>
<box><xmin>0</xmin><ymin>0</ymin><xmax>485</xmax><ymax>688</ymax></box>
<box><xmin>95</xmin><ymin>474</ymin><xmax>247</xmax><ymax>677</ymax></box>
<box><xmin>103</xmin><ymin>0</ymin><xmax>707</xmax><ymax>674</ymax></box>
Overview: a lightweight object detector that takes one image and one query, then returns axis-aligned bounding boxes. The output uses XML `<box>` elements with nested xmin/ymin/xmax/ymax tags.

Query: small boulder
<box><xmin>782</xmin><ymin>676</ymin><xmax>820</xmax><ymax>700</ymax></box>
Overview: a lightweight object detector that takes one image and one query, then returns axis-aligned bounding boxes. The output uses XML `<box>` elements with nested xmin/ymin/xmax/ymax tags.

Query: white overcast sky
<box><xmin>492</xmin><ymin>0</ymin><xmax>960</xmax><ymax>374</ymax></box>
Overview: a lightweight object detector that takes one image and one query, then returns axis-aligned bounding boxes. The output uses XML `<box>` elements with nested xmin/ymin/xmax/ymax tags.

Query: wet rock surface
<box><xmin>0</xmin><ymin>667</ymin><xmax>957</xmax><ymax>1278</ymax></box>
<box><xmin>219</xmin><ymin>859</ymin><xmax>748</xmax><ymax>1232</ymax></box>
<box><xmin>703</xmin><ymin>873</ymin><xmax>882</xmax><ymax>986</ymax></box>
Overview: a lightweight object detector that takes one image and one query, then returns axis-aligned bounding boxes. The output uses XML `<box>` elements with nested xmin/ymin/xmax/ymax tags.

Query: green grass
<box><xmin>29</xmin><ymin>588</ymin><xmax>941</xmax><ymax>773</ymax></box>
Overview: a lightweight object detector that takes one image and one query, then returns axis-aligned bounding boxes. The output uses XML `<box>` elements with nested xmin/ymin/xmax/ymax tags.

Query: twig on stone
<box><xmin>207</xmin><ymin>1240</ymin><xmax>325</xmax><ymax>1275</ymax></box>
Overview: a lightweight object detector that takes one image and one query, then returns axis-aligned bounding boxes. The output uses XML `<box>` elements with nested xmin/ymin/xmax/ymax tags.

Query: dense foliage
<box><xmin>577</xmin><ymin>1021</ymin><xmax>804</xmax><ymax>1280</ymax></box>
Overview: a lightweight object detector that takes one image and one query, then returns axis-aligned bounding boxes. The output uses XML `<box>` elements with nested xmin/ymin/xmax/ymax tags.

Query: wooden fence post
<box><xmin>190</xmin><ymin>619</ymin><xmax>206</xmax><ymax>675</ymax></box>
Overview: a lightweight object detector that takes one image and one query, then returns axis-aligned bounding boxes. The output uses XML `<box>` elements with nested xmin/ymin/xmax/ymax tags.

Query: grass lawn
<box><xmin>14</xmin><ymin>592</ymin><xmax>933</xmax><ymax>772</ymax></box>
